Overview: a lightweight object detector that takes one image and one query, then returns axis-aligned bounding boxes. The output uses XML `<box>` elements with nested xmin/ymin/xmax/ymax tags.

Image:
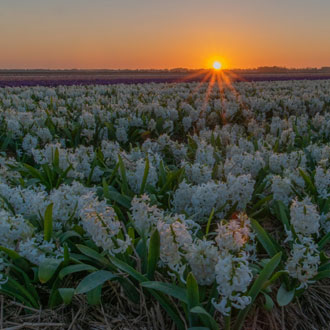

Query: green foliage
<box><xmin>147</xmin><ymin>229</ymin><xmax>160</xmax><ymax>279</ymax></box>
<box><xmin>276</xmin><ymin>283</ymin><xmax>295</xmax><ymax>306</ymax></box>
<box><xmin>251</xmin><ymin>219</ymin><xmax>281</xmax><ymax>257</ymax></box>
<box><xmin>44</xmin><ymin>203</ymin><xmax>53</xmax><ymax>242</ymax></box>
<box><xmin>75</xmin><ymin>270</ymin><xmax>116</xmax><ymax>294</ymax></box>
<box><xmin>38</xmin><ymin>258</ymin><xmax>62</xmax><ymax>284</ymax></box>
<box><xmin>59</xmin><ymin>288</ymin><xmax>75</xmax><ymax>304</ymax></box>
<box><xmin>141</xmin><ymin>281</ymin><xmax>188</xmax><ymax>303</ymax></box>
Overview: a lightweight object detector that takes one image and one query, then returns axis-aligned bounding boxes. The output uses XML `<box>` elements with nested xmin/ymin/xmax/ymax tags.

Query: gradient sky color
<box><xmin>1</xmin><ymin>0</ymin><xmax>330</xmax><ymax>69</ymax></box>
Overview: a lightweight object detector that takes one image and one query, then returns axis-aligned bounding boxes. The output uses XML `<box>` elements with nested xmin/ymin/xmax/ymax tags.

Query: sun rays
<box><xmin>177</xmin><ymin>66</ymin><xmax>245</xmax><ymax>124</ymax></box>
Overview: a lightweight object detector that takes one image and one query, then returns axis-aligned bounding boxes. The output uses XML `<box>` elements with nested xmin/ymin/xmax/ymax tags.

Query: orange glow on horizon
<box><xmin>1</xmin><ymin>1</ymin><xmax>329</xmax><ymax>70</ymax></box>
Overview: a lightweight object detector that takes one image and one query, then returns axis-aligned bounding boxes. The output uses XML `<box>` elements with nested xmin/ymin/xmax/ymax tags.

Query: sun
<box><xmin>213</xmin><ymin>61</ymin><xmax>222</xmax><ymax>70</ymax></box>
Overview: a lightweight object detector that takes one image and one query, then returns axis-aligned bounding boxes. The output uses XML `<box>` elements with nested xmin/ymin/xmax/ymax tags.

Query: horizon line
<box><xmin>1</xmin><ymin>66</ymin><xmax>330</xmax><ymax>72</ymax></box>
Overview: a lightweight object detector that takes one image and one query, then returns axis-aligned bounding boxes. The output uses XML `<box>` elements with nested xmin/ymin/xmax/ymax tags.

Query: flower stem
<box><xmin>224</xmin><ymin>309</ymin><xmax>231</xmax><ymax>330</ymax></box>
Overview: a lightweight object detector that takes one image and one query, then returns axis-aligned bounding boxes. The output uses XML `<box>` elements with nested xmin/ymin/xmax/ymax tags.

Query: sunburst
<box><xmin>173</xmin><ymin>61</ymin><xmax>247</xmax><ymax>128</ymax></box>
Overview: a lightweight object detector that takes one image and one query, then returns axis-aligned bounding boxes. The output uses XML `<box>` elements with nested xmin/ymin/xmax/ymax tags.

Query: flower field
<box><xmin>0</xmin><ymin>79</ymin><xmax>330</xmax><ymax>329</ymax></box>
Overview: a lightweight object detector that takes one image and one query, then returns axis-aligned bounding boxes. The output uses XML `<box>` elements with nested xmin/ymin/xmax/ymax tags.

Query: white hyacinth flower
<box><xmin>285</xmin><ymin>235</ymin><xmax>320</xmax><ymax>289</ymax></box>
<box><xmin>186</xmin><ymin>239</ymin><xmax>218</xmax><ymax>285</ymax></box>
<box><xmin>213</xmin><ymin>251</ymin><xmax>252</xmax><ymax>315</ymax></box>
<box><xmin>290</xmin><ymin>197</ymin><xmax>320</xmax><ymax>236</ymax></box>
<box><xmin>80</xmin><ymin>196</ymin><xmax>130</xmax><ymax>255</ymax></box>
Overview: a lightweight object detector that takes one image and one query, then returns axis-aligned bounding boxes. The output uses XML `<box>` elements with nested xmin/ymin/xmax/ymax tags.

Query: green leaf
<box><xmin>10</xmin><ymin>263</ymin><xmax>39</xmax><ymax>302</ymax></box>
<box><xmin>263</xmin><ymin>292</ymin><xmax>274</xmax><ymax>311</ymax></box>
<box><xmin>111</xmin><ymin>256</ymin><xmax>146</xmax><ymax>283</ymax></box>
<box><xmin>140</xmin><ymin>157</ymin><xmax>149</xmax><ymax>194</ymax></box>
<box><xmin>76</xmin><ymin>244</ymin><xmax>110</xmax><ymax>266</ymax></box>
<box><xmin>141</xmin><ymin>281</ymin><xmax>188</xmax><ymax>304</ymax></box>
<box><xmin>23</xmin><ymin>163</ymin><xmax>43</xmax><ymax>181</ymax></box>
<box><xmin>320</xmin><ymin>251</ymin><xmax>329</xmax><ymax>263</ymax></box>
<box><xmin>59</xmin><ymin>264</ymin><xmax>97</xmax><ymax>280</ymax></box>
<box><xmin>187</xmin><ymin>273</ymin><xmax>199</xmax><ymax>308</ymax></box>
<box><xmin>117</xmin><ymin>277</ymin><xmax>140</xmax><ymax>304</ymax></box>
<box><xmin>250</xmin><ymin>195</ymin><xmax>273</xmax><ymax>212</ymax></box>
<box><xmin>48</xmin><ymin>278</ymin><xmax>62</xmax><ymax>308</ymax></box>
<box><xmin>75</xmin><ymin>270</ymin><xmax>116</xmax><ymax>294</ymax></box>
<box><xmin>118</xmin><ymin>154</ymin><xmax>129</xmax><ymax>195</ymax></box>
<box><xmin>106</xmin><ymin>162</ymin><xmax>120</xmax><ymax>186</ymax></box>
<box><xmin>251</xmin><ymin>219</ymin><xmax>280</xmax><ymax>257</ymax></box>
<box><xmin>0</xmin><ymin>135</ymin><xmax>11</xmax><ymax>151</ymax></box>
<box><xmin>0</xmin><ymin>287</ymin><xmax>33</xmax><ymax>307</ymax></box>
<box><xmin>158</xmin><ymin>160</ymin><xmax>167</xmax><ymax>186</ymax></box>
<box><xmin>59</xmin><ymin>230</ymin><xmax>82</xmax><ymax>243</ymax></box>
<box><xmin>313</xmin><ymin>270</ymin><xmax>330</xmax><ymax>281</ymax></box>
<box><xmin>0</xmin><ymin>245</ymin><xmax>21</xmax><ymax>260</ymax></box>
<box><xmin>102</xmin><ymin>178</ymin><xmax>111</xmax><ymax>200</ymax></box>
<box><xmin>86</xmin><ymin>285</ymin><xmax>102</xmax><ymax>305</ymax></box>
<box><xmin>319</xmin><ymin>262</ymin><xmax>330</xmax><ymax>272</ymax></box>
<box><xmin>299</xmin><ymin>168</ymin><xmax>317</xmax><ymax>195</ymax></box>
<box><xmin>113</xmin><ymin>201</ymin><xmax>126</xmax><ymax>220</ymax></box>
<box><xmin>319</xmin><ymin>231</ymin><xmax>330</xmax><ymax>250</ymax></box>
<box><xmin>4</xmin><ymin>277</ymin><xmax>39</xmax><ymax>308</ymax></box>
<box><xmin>136</xmin><ymin>237</ymin><xmax>148</xmax><ymax>274</ymax></box>
<box><xmin>159</xmin><ymin>168</ymin><xmax>184</xmax><ymax>195</ymax></box>
<box><xmin>276</xmin><ymin>201</ymin><xmax>290</xmax><ymax>230</ymax></box>
<box><xmin>147</xmin><ymin>229</ymin><xmax>160</xmax><ymax>280</ymax></box>
<box><xmin>58</xmin><ymin>288</ymin><xmax>74</xmax><ymax>304</ymax></box>
<box><xmin>38</xmin><ymin>258</ymin><xmax>62</xmax><ymax>284</ymax></box>
<box><xmin>69</xmin><ymin>253</ymin><xmax>94</xmax><ymax>263</ymax></box>
<box><xmin>190</xmin><ymin>306</ymin><xmax>219</xmax><ymax>330</ymax></box>
<box><xmin>72</xmin><ymin>225</ymin><xmax>84</xmax><ymax>236</ymax></box>
<box><xmin>44</xmin><ymin>203</ymin><xmax>54</xmax><ymax>242</ymax></box>
<box><xmin>187</xmin><ymin>272</ymin><xmax>200</xmax><ymax>326</ymax></box>
<box><xmin>205</xmin><ymin>281</ymin><xmax>219</xmax><ymax>315</ymax></box>
<box><xmin>205</xmin><ymin>208</ymin><xmax>215</xmax><ymax>236</ymax></box>
<box><xmin>63</xmin><ymin>243</ymin><xmax>70</xmax><ymax>266</ymax></box>
<box><xmin>126</xmin><ymin>226</ymin><xmax>135</xmax><ymax>255</ymax></box>
<box><xmin>106</xmin><ymin>190</ymin><xmax>132</xmax><ymax>209</ymax></box>
<box><xmin>42</xmin><ymin>164</ymin><xmax>54</xmax><ymax>189</ymax></box>
<box><xmin>111</xmin><ymin>257</ymin><xmax>185</xmax><ymax>330</ymax></box>
<box><xmin>53</xmin><ymin>147</ymin><xmax>60</xmax><ymax>168</ymax></box>
<box><xmin>262</xmin><ymin>270</ymin><xmax>288</xmax><ymax>289</ymax></box>
<box><xmin>276</xmin><ymin>283</ymin><xmax>295</xmax><ymax>306</ymax></box>
<box><xmin>233</xmin><ymin>252</ymin><xmax>282</xmax><ymax>330</ymax></box>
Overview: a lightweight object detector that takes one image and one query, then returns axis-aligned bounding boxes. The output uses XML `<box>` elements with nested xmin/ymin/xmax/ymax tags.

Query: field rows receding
<box><xmin>0</xmin><ymin>79</ymin><xmax>329</xmax><ymax>329</ymax></box>
<box><xmin>1</xmin><ymin>70</ymin><xmax>330</xmax><ymax>87</ymax></box>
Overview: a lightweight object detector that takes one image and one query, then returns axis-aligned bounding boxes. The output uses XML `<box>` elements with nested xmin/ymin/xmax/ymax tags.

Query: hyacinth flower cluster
<box><xmin>284</xmin><ymin>198</ymin><xmax>321</xmax><ymax>289</ymax></box>
<box><xmin>212</xmin><ymin>213</ymin><xmax>255</xmax><ymax>315</ymax></box>
<box><xmin>0</xmin><ymin>79</ymin><xmax>329</xmax><ymax>329</ymax></box>
<box><xmin>131</xmin><ymin>196</ymin><xmax>256</xmax><ymax>316</ymax></box>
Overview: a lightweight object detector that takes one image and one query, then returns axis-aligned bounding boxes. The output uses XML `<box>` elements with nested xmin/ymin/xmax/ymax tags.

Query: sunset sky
<box><xmin>1</xmin><ymin>0</ymin><xmax>330</xmax><ymax>69</ymax></box>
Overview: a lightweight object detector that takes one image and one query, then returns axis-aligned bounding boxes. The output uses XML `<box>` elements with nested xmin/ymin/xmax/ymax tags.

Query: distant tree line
<box><xmin>1</xmin><ymin>67</ymin><xmax>330</xmax><ymax>74</ymax></box>
<box><xmin>234</xmin><ymin>66</ymin><xmax>330</xmax><ymax>73</ymax></box>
